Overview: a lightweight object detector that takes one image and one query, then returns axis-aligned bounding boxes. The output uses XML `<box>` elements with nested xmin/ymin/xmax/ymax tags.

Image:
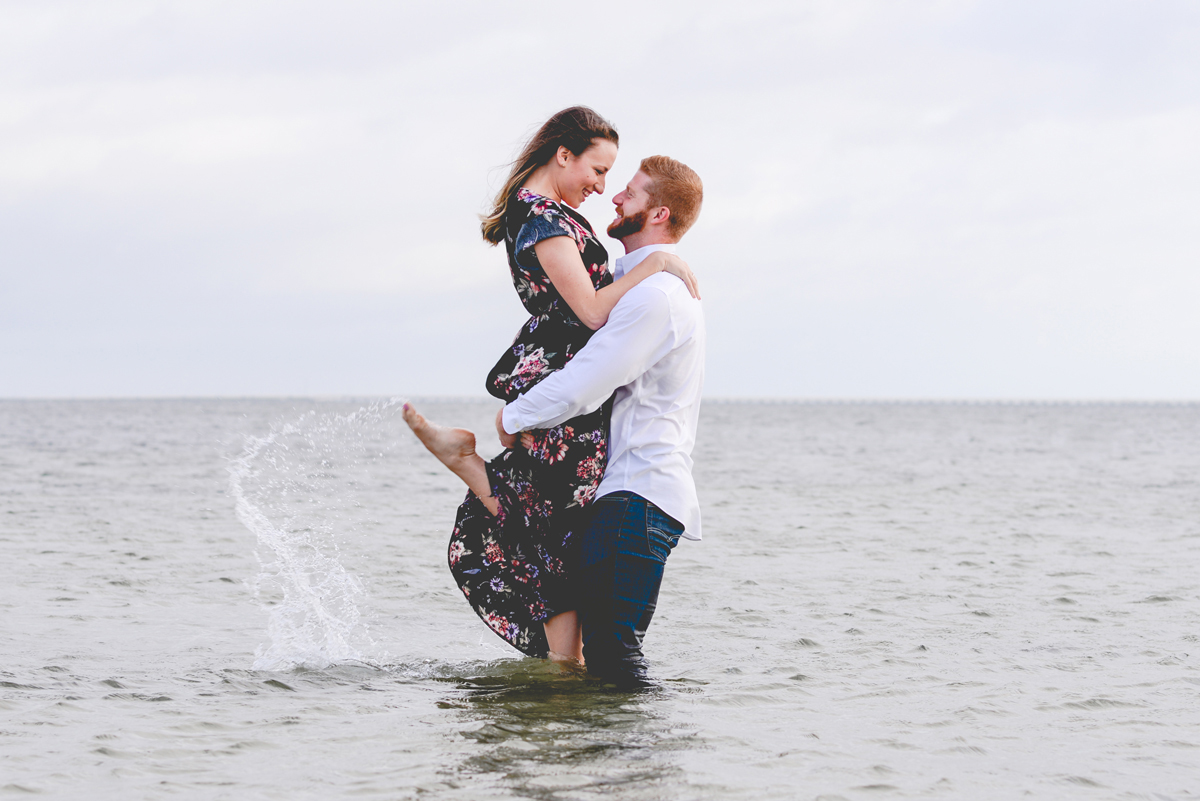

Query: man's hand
<box><xmin>496</xmin><ymin>406</ymin><xmax>517</xmax><ymax>449</ymax></box>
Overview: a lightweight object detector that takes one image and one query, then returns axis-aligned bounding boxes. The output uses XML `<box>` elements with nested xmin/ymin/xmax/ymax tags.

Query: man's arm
<box><xmin>502</xmin><ymin>285</ymin><xmax>678</xmax><ymax>434</ymax></box>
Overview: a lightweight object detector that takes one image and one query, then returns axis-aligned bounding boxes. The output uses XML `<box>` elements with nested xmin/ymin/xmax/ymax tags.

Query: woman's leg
<box><xmin>544</xmin><ymin>610</ymin><xmax>584</xmax><ymax>665</ymax></box>
<box><xmin>402</xmin><ymin>403</ymin><xmax>499</xmax><ymax>516</ymax></box>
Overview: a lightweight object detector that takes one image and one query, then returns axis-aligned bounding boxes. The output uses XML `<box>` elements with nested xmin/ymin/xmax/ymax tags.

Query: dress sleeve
<box><xmin>514</xmin><ymin>207</ymin><xmax>578</xmax><ymax>270</ymax></box>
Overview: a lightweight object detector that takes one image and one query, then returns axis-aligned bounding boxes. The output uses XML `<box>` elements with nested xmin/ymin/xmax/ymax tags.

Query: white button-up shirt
<box><xmin>502</xmin><ymin>244</ymin><xmax>706</xmax><ymax>540</ymax></box>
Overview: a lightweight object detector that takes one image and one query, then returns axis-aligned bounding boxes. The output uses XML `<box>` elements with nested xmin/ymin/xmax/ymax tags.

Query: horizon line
<box><xmin>2</xmin><ymin>394</ymin><xmax>1197</xmax><ymax>406</ymax></box>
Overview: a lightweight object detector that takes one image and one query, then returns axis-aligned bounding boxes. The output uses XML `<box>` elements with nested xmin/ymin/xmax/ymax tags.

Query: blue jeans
<box><xmin>577</xmin><ymin>491</ymin><xmax>682</xmax><ymax>688</ymax></box>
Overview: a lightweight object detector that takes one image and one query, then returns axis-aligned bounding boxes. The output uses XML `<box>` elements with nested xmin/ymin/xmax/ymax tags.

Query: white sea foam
<box><xmin>228</xmin><ymin>398</ymin><xmax>405</xmax><ymax>670</ymax></box>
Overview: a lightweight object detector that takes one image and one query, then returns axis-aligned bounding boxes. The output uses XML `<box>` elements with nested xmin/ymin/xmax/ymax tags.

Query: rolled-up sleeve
<box><xmin>502</xmin><ymin>285</ymin><xmax>676</xmax><ymax>434</ymax></box>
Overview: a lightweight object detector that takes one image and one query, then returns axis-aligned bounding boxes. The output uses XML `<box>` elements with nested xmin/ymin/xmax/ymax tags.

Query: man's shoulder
<box><xmin>613</xmin><ymin>274</ymin><xmax>703</xmax><ymax>335</ymax></box>
<box><xmin>628</xmin><ymin>273</ymin><xmax>701</xmax><ymax>308</ymax></box>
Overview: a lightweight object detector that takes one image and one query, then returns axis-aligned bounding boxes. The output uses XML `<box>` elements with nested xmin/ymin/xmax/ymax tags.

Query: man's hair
<box><xmin>639</xmin><ymin>155</ymin><xmax>703</xmax><ymax>239</ymax></box>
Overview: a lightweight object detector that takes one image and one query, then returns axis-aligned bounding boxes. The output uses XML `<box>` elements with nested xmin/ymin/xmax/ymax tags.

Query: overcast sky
<box><xmin>2</xmin><ymin>0</ymin><xmax>1198</xmax><ymax>399</ymax></box>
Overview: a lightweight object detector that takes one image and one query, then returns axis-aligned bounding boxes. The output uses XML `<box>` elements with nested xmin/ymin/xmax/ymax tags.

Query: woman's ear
<box><xmin>556</xmin><ymin>146</ymin><xmax>572</xmax><ymax>167</ymax></box>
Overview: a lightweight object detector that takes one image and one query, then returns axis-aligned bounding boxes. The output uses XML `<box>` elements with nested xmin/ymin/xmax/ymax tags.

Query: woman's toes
<box><xmin>402</xmin><ymin>403</ymin><xmax>425</xmax><ymax>431</ymax></box>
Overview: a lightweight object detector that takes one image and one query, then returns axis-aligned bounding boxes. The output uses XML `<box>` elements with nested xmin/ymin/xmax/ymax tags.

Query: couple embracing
<box><xmin>403</xmin><ymin>106</ymin><xmax>705</xmax><ymax>689</ymax></box>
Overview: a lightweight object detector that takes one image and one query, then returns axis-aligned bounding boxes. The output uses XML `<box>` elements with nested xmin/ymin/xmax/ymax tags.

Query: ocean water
<box><xmin>2</xmin><ymin>398</ymin><xmax>1198</xmax><ymax>800</ymax></box>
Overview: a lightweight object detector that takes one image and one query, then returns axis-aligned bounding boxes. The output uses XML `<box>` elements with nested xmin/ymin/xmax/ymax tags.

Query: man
<box><xmin>496</xmin><ymin>155</ymin><xmax>706</xmax><ymax>687</ymax></box>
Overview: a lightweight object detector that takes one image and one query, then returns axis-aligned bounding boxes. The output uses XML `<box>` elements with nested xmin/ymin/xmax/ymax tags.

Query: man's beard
<box><xmin>606</xmin><ymin>208</ymin><xmax>649</xmax><ymax>240</ymax></box>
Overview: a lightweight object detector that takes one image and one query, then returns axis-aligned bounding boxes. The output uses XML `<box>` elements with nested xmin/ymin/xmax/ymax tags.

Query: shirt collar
<box><xmin>613</xmin><ymin>243</ymin><xmax>678</xmax><ymax>280</ymax></box>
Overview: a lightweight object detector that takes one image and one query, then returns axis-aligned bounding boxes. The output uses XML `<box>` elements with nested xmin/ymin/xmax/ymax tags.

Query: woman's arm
<box><xmin>533</xmin><ymin>237</ymin><xmax>699</xmax><ymax>330</ymax></box>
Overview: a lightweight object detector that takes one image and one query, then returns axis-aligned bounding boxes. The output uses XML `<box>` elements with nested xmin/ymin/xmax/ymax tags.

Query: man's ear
<box><xmin>651</xmin><ymin>206</ymin><xmax>672</xmax><ymax>227</ymax></box>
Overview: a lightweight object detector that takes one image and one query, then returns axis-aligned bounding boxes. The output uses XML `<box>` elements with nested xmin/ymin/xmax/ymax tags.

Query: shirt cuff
<box><xmin>501</xmin><ymin>404</ymin><xmax>521</xmax><ymax>435</ymax></box>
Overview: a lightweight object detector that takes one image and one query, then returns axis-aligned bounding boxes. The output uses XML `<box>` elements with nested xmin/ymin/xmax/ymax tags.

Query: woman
<box><xmin>403</xmin><ymin>106</ymin><xmax>695</xmax><ymax>664</ymax></box>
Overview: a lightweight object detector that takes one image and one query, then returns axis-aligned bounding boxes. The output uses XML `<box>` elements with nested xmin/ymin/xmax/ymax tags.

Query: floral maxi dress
<box><xmin>447</xmin><ymin>189</ymin><xmax>613</xmax><ymax>657</ymax></box>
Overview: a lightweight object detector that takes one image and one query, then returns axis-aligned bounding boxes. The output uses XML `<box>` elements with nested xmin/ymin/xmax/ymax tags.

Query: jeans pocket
<box><xmin>645</xmin><ymin>505</ymin><xmax>682</xmax><ymax>564</ymax></box>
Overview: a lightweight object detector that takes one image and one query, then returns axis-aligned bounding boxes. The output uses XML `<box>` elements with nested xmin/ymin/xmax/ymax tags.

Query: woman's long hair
<box><xmin>481</xmin><ymin>106</ymin><xmax>618</xmax><ymax>245</ymax></box>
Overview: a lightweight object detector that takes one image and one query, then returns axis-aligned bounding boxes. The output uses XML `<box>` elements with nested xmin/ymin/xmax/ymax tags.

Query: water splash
<box><xmin>229</xmin><ymin>398</ymin><xmax>405</xmax><ymax>671</ymax></box>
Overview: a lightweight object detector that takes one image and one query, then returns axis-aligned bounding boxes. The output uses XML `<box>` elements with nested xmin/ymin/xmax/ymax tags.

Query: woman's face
<box><xmin>556</xmin><ymin>138</ymin><xmax>618</xmax><ymax>208</ymax></box>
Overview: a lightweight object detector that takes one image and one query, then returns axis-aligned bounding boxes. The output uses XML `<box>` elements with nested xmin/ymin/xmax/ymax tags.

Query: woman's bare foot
<box><xmin>402</xmin><ymin>403</ymin><xmax>499</xmax><ymax>516</ymax></box>
<box><xmin>402</xmin><ymin>403</ymin><xmax>476</xmax><ymax>468</ymax></box>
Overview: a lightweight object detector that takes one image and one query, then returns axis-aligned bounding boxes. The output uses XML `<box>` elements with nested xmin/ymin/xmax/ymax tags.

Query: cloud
<box><xmin>2</xmin><ymin>0</ymin><xmax>1198</xmax><ymax>397</ymax></box>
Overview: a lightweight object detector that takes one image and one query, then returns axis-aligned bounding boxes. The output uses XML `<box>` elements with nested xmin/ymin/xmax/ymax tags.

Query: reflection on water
<box><xmin>437</xmin><ymin>663</ymin><xmax>696</xmax><ymax>800</ymax></box>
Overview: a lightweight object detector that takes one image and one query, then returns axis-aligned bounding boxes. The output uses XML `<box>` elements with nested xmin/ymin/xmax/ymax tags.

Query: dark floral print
<box><xmin>446</xmin><ymin>189</ymin><xmax>613</xmax><ymax>658</ymax></box>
